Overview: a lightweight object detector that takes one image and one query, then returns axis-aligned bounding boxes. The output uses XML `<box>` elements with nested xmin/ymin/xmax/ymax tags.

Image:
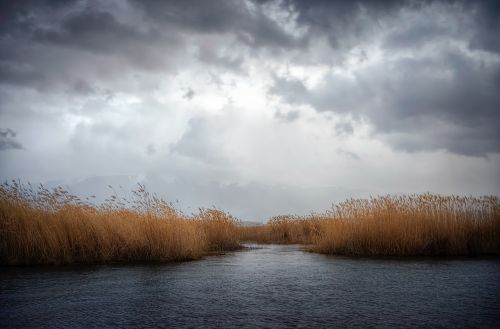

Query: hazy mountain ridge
<box><xmin>42</xmin><ymin>174</ymin><xmax>371</xmax><ymax>222</ymax></box>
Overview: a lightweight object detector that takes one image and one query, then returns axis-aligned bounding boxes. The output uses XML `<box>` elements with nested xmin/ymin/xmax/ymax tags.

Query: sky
<box><xmin>1</xmin><ymin>0</ymin><xmax>499</xmax><ymax>221</ymax></box>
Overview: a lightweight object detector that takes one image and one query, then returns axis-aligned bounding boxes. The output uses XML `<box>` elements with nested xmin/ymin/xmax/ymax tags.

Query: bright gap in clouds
<box><xmin>0</xmin><ymin>0</ymin><xmax>499</xmax><ymax>221</ymax></box>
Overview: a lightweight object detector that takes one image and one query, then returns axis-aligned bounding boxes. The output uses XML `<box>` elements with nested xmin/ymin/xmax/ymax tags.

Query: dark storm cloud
<box><xmin>71</xmin><ymin>80</ymin><xmax>96</xmax><ymax>95</ymax></box>
<box><xmin>270</xmin><ymin>75</ymin><xmax>362</xmax><ymax>116</ymax></box>
<box><xmin>133</xmin><ymin>0</ymin><xmax>302</xmax><ymax>49</ymax></box>
<box><xmin>277</xmin><ymin>0</ymin><xmax>406</xmax><ymax>50</ymax></box>
<box><xmin>382</xmin><ymin>19</ymin><xmax>450</xmax><ymax>49</ymax></box>
<box><xmin>33</xmin><ymin>9</ymin><xmax>157</xmax><ymax>54</ymax></box>
<box><xmin>1</xmin><ymin>0</ymin><xmax>499</xmax><ymax>158</ymax></box>
<box><xmin>31</xmin><ymin>6</ymin><xmax>183</xmax><ymax>72</ymax></box>
<box><xmin>197</xmin><ymin>45</ymin><xmax>244</xmax><ymax>72</ymax></box>
<box><xmin>0</xmin><ymin>0</ymin><xmax>73</xmax><ymax>34</ymax></box>
<box><xmin>0</xmin><ymin>128</ymin><xmax>23</xmax><ymax>150</ymax></box>
<box><xmin>0</xmin><ymin>0</ymin><xmax>302</xmax><ymax>90</ymax></box>
<box><xmin>468</xmin><ymin>0</ymin><xmax>500</xmax><ymax>53</ymax></box>
<box><xmin>268</xmin><ymin>0</ymin><xmax>500</xmax><ymax>156</ymax></box>
<box><xmin>271</xmin><ymin>48</ymin><xmax>500</xmax><ymax>156</ymax></box>
<box><xmin>282</xmin><ymin>0</ymin><xmax>500</xmax><ymax>54</ymax></box>
<box><xmin>0</xmin><ymin>58</ymin><xmax>46</xmax><ymax>87</ymax></box>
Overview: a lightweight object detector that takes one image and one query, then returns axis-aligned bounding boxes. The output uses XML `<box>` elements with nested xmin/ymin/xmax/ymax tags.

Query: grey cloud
<box><xmin>33</xmin><ymin>9</ymin><xmax>140</xmax><ymax>53</ymax></box>
<box><xmin>335</xmin><ymin>122</ymin><xmax>354</xmax><ymax>136</ymax></box>
<box><xmin>279</xmin><ymin>0</ymin><xmax>500</xmax><ymax>62</ymax></box>
<box><xmin>134</xmin><ymin>0</ymin><xmax>302</xmax><ymax>49</ymax></box>
<box><xmin>32</xmin><ymin>8</ymin><xmax>183</xmax><ymax>72</ymax></box>
<box><xmin>336</xmin><ymin>148</ymin><xmax>360</xmax><ymax>160</ymax></box>
<box><xmin>275</xmin><ymin>110</ymin><xmax>300</xmax><ymax>122</ymax></box>
<box><xmin>271</xmin><ymin>48</ymin><xmax>500</xmax><ymax>156</ymax></box>
<box><xmin>146</xmin><ymin>144</ymin><xmax>156</xmax><ymax>155</ymax></box>
<box><xmin>0</xmin><ymin>128</ymin><xmax>23</xmax><ymax>150</ymax></box>
<box><xmin>270</xmin><ymin>76</ymin><xmax>308</xmax><ymax>104</ymax></box>
<box><xmin>0</xmin><ymin>0</ymin><xmax>302</xmax><ymax>91</ymax></box>
<box><xmin>379</xmin><ymin>1</ymin><xmax>500</xmax><ymax>55</ymax></box>
<box><xmin>270</xmin><ymin>75</ymin><xmax>365</xmax><ymax>115</ymax></box>
<box><xmin>265</xmin><ymin>1</ymin><xmax>500</xmax><ymax>156</ymax></box>
<box><xmin>383</xmin><ymin>124</ymin><xmax>500</xmax><ymax>157</ymax></box>
<box><xmin>374</xmin><ymin>53</ymin><xmax>500</xmax><ymax>156</ymax></box>
<box><xmin>183</xmin><ymin>88</ymin><xmax>195</xmax><ymax>100</ymax></box>
<box><xmin>70</xmin><ymin>79</ymin><xmax>96</xmax><ymax>95</ymax></box>
<box><xmin>279</xmin><ymin>0</ymin><xmax>405</xmax><ymax>50</ymax></box>
<box><xmin>0</xmin><ymin>0</ymin><xmax>74</xmax><ymax>36</ymax></box>
<box><xmin>197</xmin><ymin>45</ymin><xmax>244</xmax><ymax>72</ymax></box>
<box><xmin>468</xmin><ymin>0</ymin><xmax>500</xmax><ymax>53</ymax></box>
<box><xmin>383</xmin><ymin>20</ymin><xmax>451</xmax><ymax>50</ymax></box>
<box><xmin>0</xmin><ymin>60</ymin><xmax>46</xmax><ymax>87</ymax></box>
<box><xmin>32</xmin><ymin>7</ymin><xmax>182</xmax><ymax>59</ymax></box>
<box><xmin>171</xmin><ymin>117</ymin><xmax>229</xmax><ymax>165</ymax></box>
<box><xmin>1</xmin><ymin>0</ymin><xmax>500</xmax><ymax>212</ymax></box>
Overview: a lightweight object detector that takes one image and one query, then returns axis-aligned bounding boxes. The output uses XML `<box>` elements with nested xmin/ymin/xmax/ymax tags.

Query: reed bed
<box><xmin>239</xmin><ymin>216</ymin><xmax>322</xmax><ymax>244</ymax></box>
<box><xmin>0</xmin><ymin>182</ymin><xmax>240</xmax><ymax>265</ymax></box>
<box><xmin>240</xmin><ymin>194</ymin><xmax>500</xmax><ymax>257</ymax></box>
<box><xmin>2</xmin><ymin>181</ymin><xmax>498</xmax><ymax>263</ymax></box>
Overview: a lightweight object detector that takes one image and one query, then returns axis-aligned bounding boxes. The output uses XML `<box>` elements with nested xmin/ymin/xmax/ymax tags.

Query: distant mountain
<box><xmin>42</xmin><ymin>174</ymin><xmax>371</xmax><ymax>222</ymax></box>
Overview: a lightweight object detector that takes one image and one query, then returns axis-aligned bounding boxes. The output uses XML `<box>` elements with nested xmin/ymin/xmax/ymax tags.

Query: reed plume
<box><xmin>240</xmin><ymin>194</ymin><xmax>500</xmax><ymax>256</ymax></box>
<box><xmin>0</xmin><ymin>181</ymin><xmax>240</xmax><ymax>265</ymax></box>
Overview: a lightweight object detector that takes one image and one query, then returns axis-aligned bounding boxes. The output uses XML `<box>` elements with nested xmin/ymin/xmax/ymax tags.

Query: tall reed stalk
<box><xmin>240</xmin><ymin>194</ymin><xmax>500</xmax><ymax>256</ymax></box>
<box><xmin>2</xmin><ymin>180</ymin><xmax>498</xmax><ymax>262</ymax></box>
<box><xmin>0</xmin><ymin>182</ymin><xmax>240</xmax><ymax>265</ymax></box>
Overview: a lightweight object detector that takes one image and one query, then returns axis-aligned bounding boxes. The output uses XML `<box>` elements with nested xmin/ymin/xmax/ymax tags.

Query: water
<box><xmin>1</xmin><ymin>244</ymin><xmax>499</xmax><ymax>328</ymax></box>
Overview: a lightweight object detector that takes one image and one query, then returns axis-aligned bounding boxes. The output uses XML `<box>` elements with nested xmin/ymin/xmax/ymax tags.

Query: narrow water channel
<box><xmin>1</xmin><ymin>244</ymin><xmax>499</xmax><ymax>328</ymax></box>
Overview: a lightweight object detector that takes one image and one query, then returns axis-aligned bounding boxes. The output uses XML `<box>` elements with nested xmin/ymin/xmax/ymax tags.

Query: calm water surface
<box><xmin>1</xmin><ymin>244</ymin><xmax>499</xmax><ymax>328</ymax></box>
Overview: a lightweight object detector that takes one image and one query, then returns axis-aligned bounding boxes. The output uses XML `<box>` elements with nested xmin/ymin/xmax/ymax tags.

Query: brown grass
<box><xmin>239</xmin><ymin>215</ymin><xmax>322</xmax><ymax>244</ymax></box>
<box><xmin>240</xmin><ymin>194</ymin><xmax>500</xmax><ymax>257</ymax></box>
<box><xmin>0</xmin><ymin>182</ymin><xmax>240</xmax><ymax>265</ymax></box>
<box><xmin>2</xmin><ymin>181</ymin><xmax>499</xmax><ymax>263</ymax></box>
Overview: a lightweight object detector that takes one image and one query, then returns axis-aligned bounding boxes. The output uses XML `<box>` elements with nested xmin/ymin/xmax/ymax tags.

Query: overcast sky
<box><xmin>1</xmin><ymin>0</ymin><xmax>499</xmax><ymax>220</ymax></box>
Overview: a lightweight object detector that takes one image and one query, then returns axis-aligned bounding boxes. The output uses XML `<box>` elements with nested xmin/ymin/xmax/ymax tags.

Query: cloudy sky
<box><xmin>1</xmin><ymin>0</ymin><xmax>499</xmax><ymax>220</ymax></box>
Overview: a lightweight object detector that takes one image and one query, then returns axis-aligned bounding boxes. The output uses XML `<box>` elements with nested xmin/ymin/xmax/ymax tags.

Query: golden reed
<box><xmin>2</xmin><ymin>181</ymin><xmax>498</xmax><ymax>264</ymax></box>
<box><xmin>240</xmin><ymin>194</ymin><xmax>500</xmax><ymax>256</ymax></box>
<box><xmin>0</xmin><ymin>182</ymin><xmax>240</xmax><ymax>265</ymax></box>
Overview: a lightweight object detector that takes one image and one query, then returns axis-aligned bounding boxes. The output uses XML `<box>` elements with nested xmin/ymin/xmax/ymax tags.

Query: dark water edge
<box><xmin>1</xmin><ymin>244</ymin><xmax>499</xmax><ymax>329</ymax></box>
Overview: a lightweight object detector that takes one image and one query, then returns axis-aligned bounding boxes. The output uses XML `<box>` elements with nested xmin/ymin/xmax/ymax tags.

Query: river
<box><xmin>1</xmin><ymin>244</ymin><xmax>499</xmax><ymax>328</ymax></box>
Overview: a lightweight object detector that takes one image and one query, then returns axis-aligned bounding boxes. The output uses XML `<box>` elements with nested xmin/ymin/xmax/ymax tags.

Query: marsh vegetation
<box><xmin>0</xmin><ymin>182</ymin><xmax>239</xmax><ymax>265</ymax></box>
<box><xmin>240</xmin><ymin>195</ymin><xmax>500</xmax><ymax>256</ymax></box>
<box><xmin>1</xmin><ymin>182</ymin><xmax>498</xmax><ymax>265</ymax></box>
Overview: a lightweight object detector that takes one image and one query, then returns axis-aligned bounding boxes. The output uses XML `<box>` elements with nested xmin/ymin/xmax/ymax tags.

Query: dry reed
<box><xmin>239</xmin><ymin>215</ymin><xmax>322</xmax><ymax>244</ymax></box>
<box><xmin>2</xmin><ymin>180</ymin><xmax>498</xmax><ymax>263</ymax></box>
<box><xmin>240</xmin><ymin>194</ymin><xmax>500</xmax><ymax>257</ymax></box>
<box><xmin>0</xmin><ymin>181</ymin><xmax>240</xmax><ymax>265</ymax></box>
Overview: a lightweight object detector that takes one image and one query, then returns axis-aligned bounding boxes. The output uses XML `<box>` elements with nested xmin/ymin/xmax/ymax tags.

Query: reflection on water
<box><xmin>1</xmin><ymin>244</ymin><xmax>499</xmax><ymax>328</ymax></box>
